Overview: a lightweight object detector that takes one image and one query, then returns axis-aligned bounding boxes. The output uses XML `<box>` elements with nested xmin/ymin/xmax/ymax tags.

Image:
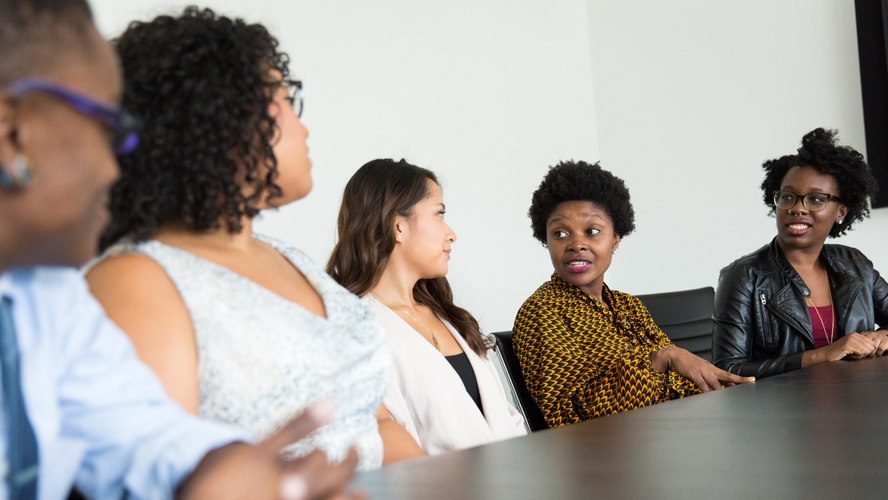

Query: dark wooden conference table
<box><xmin>355</xmin><ymin>356</ymin><xmax>888</xmax><ymax>499</ymax></box>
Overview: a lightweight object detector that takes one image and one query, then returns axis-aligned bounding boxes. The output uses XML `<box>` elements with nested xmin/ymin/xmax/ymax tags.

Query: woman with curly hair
<box><xmin>513</xmin><ymin>161</ymin><xmax>751</xmax><ymax>428</ymax></box>
<box><xmin>326</xmin><ymin>159</ymin><xmax>526</xmax><ymax>454</ymax></box>
<box><xmin>84</xmin><ymin>8</ymin><xmax>422</xmax><ymax>469</ymax></box>
<box><xmin>712</xmin><ymin>128</ymin><xmax>888</xmax><ymax>379</ymax></box>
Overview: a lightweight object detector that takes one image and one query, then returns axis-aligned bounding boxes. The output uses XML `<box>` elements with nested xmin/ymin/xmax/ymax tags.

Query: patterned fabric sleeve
<box><xmin>513</xmin><ymin>295</ymin><xmax>694</xmax><ymax>428</ymax></box>
<box><xmin>624</xmin><ymin>294</ymin><xmax>701</xmax><ymax>399</ymax></box>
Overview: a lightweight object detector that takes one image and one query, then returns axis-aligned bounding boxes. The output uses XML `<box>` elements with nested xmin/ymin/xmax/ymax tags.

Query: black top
<box><xmin>445</xmin><ymin>352</ymin><xmax>484</xmax><ymax>416</ymax></box>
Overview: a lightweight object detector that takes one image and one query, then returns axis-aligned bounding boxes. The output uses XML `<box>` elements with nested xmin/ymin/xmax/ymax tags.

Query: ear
<box><xmin>612</xmin><ymin>233</ymin><xmax>621</xmax><ymax>253</ymax></box>
<box><xmin>836</xmin><ymin>204</ymin><xmax>849</xmax><ymax>223</ymax></box>
<box><xmin>0</xmin><ymin>96</ymin><xmax>27</xmax><ymax>190</ymax></box>
<box><xmin>0</xmin><ymin>96</ymin><xmax>21</xmax><ymax>169</ymax></box>
<box><xmin>393</xmin><ymin>214</ymin><xmax>408</xmax><ymax>243</ymax></box>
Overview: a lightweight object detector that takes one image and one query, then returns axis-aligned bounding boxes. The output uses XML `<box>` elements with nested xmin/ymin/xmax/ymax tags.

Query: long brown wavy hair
<box><xmin>326</xmin><ymin>158</ymin><xmax>490</xmax><ymax>356</ymax></box>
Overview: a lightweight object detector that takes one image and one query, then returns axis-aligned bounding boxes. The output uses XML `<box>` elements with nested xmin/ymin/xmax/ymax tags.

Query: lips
<box><xmin>565</xmin><ymin>258</ymin><xmax>591</xmax><ymax>273</ymax></box>
<box><xmin>785</xmin><ymin>220</ymin><xmax>812</xmax><ymax>236</ymax></box>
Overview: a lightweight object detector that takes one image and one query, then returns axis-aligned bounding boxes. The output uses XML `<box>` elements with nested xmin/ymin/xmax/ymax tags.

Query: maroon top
<box><xmin>808</xmin><ymin>305</ymin><xmax>836</xmax><ymax>348</ymax></box>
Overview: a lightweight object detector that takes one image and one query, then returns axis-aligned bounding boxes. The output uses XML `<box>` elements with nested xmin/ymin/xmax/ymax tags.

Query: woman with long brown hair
<box><xmin>327</xmin><ymin>158</ymin><xmax>526</xmax><ymax>454</ymax></box>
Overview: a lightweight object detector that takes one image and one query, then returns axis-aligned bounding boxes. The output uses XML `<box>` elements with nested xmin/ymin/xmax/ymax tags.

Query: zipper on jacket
<box><xmin>760</xmin><ymin>293</ymin><xmax>774</xmax><ymax>345</ymax></box>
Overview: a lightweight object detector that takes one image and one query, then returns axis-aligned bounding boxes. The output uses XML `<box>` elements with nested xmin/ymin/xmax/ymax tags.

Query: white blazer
<box><xmin>363</xmin><ymin>295</ymin><xmax>526</xmax><ymax>455</ymax></box>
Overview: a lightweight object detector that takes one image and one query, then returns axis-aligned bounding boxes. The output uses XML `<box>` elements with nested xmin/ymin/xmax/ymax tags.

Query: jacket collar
<box><xmin>767</xmin><ymin>238</ymin><xmax>812</xmax><ymax>298</ymax></box>
<box><xmin>765</xmin><ymin>237</ymin><xmax>864</xmax><ymax>339</ymax></box>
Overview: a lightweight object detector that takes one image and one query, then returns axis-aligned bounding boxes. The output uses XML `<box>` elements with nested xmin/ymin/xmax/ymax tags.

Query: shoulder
<box><xmin>514</xmin><ymin>279</ymin><xmax>564</xmax><ymax>339</ymax></box>
<box><xmin>717</xmin><ymin>242</ymin><xmax>775</xmax><ymax>284</ymax></box>
<box><xmin>609</xmin><ymin>288</ymin><xmax>647</xmax><ymax>314</ymax></box>
<box><xmin>84</xmin><ymin>250</ymin><xmax>189</xmax><ymax>331</ymax></box>
<box><xmin>822</xmin><ymin>243</ymin><xmax>873</xmax><ymax>267</ymax></box>
<box><xmin>520</xmin><ymin>278</ymin><xmax>561</xmax><ymax>310</ymax></box>
<box><xmin>255</xmin><ymin>233</ymin><xmax>332</xmax><ymax>282</ymax></box>
<box><xmin>85</xmin><ymin>251</ymin><xmax>176</xmax><ymax>296</ymax></box>
<box><xmin>2</xmin><ymin>267</ymin><xmax>90</xmax><ymax>309</ymax></box>
<box><xmin>255</xmin><ymin>233</ymin><xmax>313</xmax><ymax>264</ymax></box>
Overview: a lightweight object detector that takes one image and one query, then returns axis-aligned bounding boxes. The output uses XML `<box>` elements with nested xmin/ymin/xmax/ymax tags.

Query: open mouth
<box><xmin>566</xmin><ymin>259</ymin><xmax>591</xmax><ymax>273</ymax></box>
<box><xmin>786</xmin><ymin>222</ymin><xmax>812</xmax><ymax>236</ymax></box>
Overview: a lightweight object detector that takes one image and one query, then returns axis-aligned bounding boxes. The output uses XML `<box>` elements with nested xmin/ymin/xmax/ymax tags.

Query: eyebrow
<box><xmin>548</xmin><ymin>213</ymin><xmax>604</xmax><ymax>225</ymax></box>
<box><xmin>781</xmin><ymin>185</ymin><xmax>835</xmax><ymax>194</ymax></box>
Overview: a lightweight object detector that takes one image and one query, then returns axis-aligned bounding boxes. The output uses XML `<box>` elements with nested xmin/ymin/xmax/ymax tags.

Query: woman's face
<box><xmin>546</xmin><ymin>200</ymin><xmax>620</xmax><ymax>297</ymax></box>
<box><xmin>775</xmin><ymin>165</ymin><xmax>847</xmax><ymax>253</ymax></box>
<box><xmin>395</xmin><ymin>179</ymin><xmax>456</xmax><ymax>279</ymax></box>
<box><xmin>0</xmin><ymin>28</ymin><xmax>121</xmax><ymax>268</ymax></box>
<box><xmin>265</xmin><ymin>73</ymin><xmax>311</xmax><ymax>206</ymax></box>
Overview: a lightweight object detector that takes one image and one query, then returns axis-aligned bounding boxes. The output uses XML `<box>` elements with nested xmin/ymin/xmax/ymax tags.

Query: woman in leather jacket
<box><xmin>712</xmin><ymin>128</ymin><xmax>888</xmax><ymax>379</ymax></box>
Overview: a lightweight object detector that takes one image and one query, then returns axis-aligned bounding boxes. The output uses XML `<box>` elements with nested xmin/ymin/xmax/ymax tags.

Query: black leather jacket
<box><xmin>712</xmin><ymin>238</ymin><xmax>888</xmax><ymax>379</ymax></box>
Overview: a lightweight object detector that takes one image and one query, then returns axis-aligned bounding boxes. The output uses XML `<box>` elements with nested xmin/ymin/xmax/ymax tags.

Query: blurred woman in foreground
<box><xmin>86</xmin><ymin>8</ymin><xmax>420</xmax><ymax>468</ymax></box>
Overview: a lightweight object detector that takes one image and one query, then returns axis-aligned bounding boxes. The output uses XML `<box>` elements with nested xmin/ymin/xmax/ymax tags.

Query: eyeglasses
<box><xmin>8</xmin><ymin>78</ymin><xmax>140</xmax><ymax>155</ymax></box>
<box><xmin>284</xmin><ymin>80</ymin><xmax>303</xmax><ymax>118</ymax></box>
<box><xmin>773</xmin><ymin>190</ymin><xmax>842</xmax><ymax>212</ymax></box>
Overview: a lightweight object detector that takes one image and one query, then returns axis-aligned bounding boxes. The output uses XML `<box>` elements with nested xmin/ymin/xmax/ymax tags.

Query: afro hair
<box><xmin>528</xmin><ymin>160</ymin><xmax>636</xmax><ymax>244</ymax></box>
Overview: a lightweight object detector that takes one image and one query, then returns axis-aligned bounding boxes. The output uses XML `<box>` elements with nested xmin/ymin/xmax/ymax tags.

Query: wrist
<box><xmin>650</xmin><ymin>347</ymin><xmax>676</xmax><ymax>373</ymax></box>
<box><xmin>177</xmin><ymin>442</ymin><xmax>249</xmax><ymax>498</ymax></box>
<box><xmin>802</xmin><ymin>346</ymin><xmax>826</xmax><ymax>368</ymax></box>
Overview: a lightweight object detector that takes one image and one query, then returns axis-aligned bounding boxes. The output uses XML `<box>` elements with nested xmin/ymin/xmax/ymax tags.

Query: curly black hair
<box><xmin>761</xmin><ymin>128</ymin><xmax>878</xmax><ymax>237</ymax></box>
<box><xmin>528</xmin><ymin>160</ymin><xmax>636</xmax><ymax>244</ymax></box>
<box><xmin>99</xmin><ymin>7</ymin><xmax>293</xmax><ymax>251</ymax></box>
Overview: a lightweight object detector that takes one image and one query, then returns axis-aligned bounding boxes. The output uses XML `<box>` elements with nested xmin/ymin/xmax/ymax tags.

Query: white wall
<box><xmin>91</xmin><ymin>0</ymin><xmax>599</xmax><ymax>333</ymax></box>
<box><xmin>91</xmin><ymin>0</ymin><xmax>886</xmax><ymax>333</ymax></box>
<box><xmin>587</xmin><ymin>0</ymin><xmax>886</xmax><ymax>296</ymax></box>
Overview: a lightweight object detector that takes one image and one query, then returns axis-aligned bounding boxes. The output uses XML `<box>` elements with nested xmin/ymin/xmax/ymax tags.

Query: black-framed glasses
<box><xmin>8</xmin><ymin>78</ymin><xmax>140</xmax><ymax>155</ymax></box>
<box><xmin>773</xmin><ymin>190</ymin><xmax>842</xmax><ymax>212</ymax></box>
<box><xmin>284</xmin><ymin>80</ymin><xmax>303</xmax><ymax>118</ymax></box>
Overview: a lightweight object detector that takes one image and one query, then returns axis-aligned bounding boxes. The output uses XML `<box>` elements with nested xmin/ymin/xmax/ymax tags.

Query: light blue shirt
<box><xmin>0</xmin><ymin>267</ymin><xmax>249</xmax><ymax>500</ymax></box>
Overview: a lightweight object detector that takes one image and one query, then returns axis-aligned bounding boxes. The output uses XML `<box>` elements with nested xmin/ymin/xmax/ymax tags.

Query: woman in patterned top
<box><xmin>512</xmin><ymin>161</ymin><xmax>753</xmax><ymax>428</ymax></box>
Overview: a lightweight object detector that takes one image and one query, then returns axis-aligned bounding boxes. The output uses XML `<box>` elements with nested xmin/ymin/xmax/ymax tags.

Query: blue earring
<box><xmin>0</xmin><ymin>155</ymin><xmax>33</xmax><ymax>191</ymax></box>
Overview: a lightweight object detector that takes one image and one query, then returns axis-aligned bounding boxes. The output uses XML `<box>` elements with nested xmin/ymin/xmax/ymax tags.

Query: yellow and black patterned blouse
<box><xmin>513</xmin><ymin>273</ymin><xmax>700</xmax><ymax>428</ymax></box>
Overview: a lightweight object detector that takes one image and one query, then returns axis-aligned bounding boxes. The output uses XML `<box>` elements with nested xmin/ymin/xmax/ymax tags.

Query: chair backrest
<box><xmin>491</xmin><ymin>331</ymin><xmax>549</xmax><ymax>432</ymax></box>
<box><xmin>636</xmin><ymin>286</ymin><xmax>715</xmax><ymax>362</ymax></box>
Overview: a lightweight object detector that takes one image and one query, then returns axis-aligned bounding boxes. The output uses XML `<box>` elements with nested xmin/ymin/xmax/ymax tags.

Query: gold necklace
<box><xmin>805</xmin><ymin>280</ymin><xmax>835</xmax><ymax>345</ymax></box>
<box><xmin>374</xmin><ymin>295</ymin><xmax>442</xmax><ymax>352</ymax></box>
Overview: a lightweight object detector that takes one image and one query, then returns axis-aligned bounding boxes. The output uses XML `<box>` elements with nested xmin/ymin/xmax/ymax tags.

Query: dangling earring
<box><xmin>0</xmin><ymin>154</ymin><xmax>33</xmax><ymax>191</ymax></box>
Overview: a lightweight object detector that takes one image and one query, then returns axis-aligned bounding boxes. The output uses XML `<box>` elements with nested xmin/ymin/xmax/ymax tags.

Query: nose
<box><xmin>567</xmin><ymin>234</ymin><xmax>588</xmax><ymax>252</ymax></box>
<box><xmin>789</xmin><ymin>196</ymin><xmax>808</xmax><ymax>214</ymax></box>
<box><xmin>445</xmin><ymin>223</ymin><xmax>456</xmax><ymax>244</ymax></box>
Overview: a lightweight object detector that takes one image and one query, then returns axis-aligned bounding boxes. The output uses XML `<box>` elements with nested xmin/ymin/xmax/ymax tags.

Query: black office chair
<box><xmin>636</xmin><ymin>286</ymin><xmax>715</xmax><ymax>362</ymax></box>
<box><xmin>491</xmin><ymin>331</ymin><xmax>549</xmax><ymax>432</ymax></box>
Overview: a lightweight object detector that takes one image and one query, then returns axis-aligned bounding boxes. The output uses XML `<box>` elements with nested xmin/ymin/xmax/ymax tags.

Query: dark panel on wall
<box><xmin>855</xmin><ymin>0</ymin><xmax>888</xmax><ymax>208</ymax></box>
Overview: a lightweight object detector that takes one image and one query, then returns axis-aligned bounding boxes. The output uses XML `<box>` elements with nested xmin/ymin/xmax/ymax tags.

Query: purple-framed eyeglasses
<box><xmin>9</xmin><ymin>78</ymin><xmax>140</xmax><ymax>155</ymax></box>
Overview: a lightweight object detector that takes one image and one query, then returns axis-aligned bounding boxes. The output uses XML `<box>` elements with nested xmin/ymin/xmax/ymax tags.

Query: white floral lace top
<box><xmin>92</xmin><ymin>235</ymin><xmax>391</xmax><ymax>470</ymax></box>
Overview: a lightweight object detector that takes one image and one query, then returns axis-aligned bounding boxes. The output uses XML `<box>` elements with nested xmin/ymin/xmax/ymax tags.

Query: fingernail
<box><xmin>307</xmin><ymin>400</ymin><xmax>335</xmax><ymax>425</ymax></box>
<box><xmin>280</xmin><ymin>475</ymin><xmax>308</xmax><ymax>500</ymax></box>
<box><xmin>748</xmin><ymin>377</ymin><xmax>756</xmax><ymax>381</ymax></box>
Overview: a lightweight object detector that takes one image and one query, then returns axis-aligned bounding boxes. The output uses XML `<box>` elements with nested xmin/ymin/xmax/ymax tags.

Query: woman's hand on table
<box><xmin>859</xmin><ymin>331</ymin><xmax>888</xmax><ymax>356</ymax></box>
<box><xmin>650</xmin><ymin>346</ymin><xmax>755</xmax><ymax>392</ymax></box>
<box><xmin>822</xmin><ymin>332</ymin><xmax>877</xmax><ymax>361</ymax></box>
